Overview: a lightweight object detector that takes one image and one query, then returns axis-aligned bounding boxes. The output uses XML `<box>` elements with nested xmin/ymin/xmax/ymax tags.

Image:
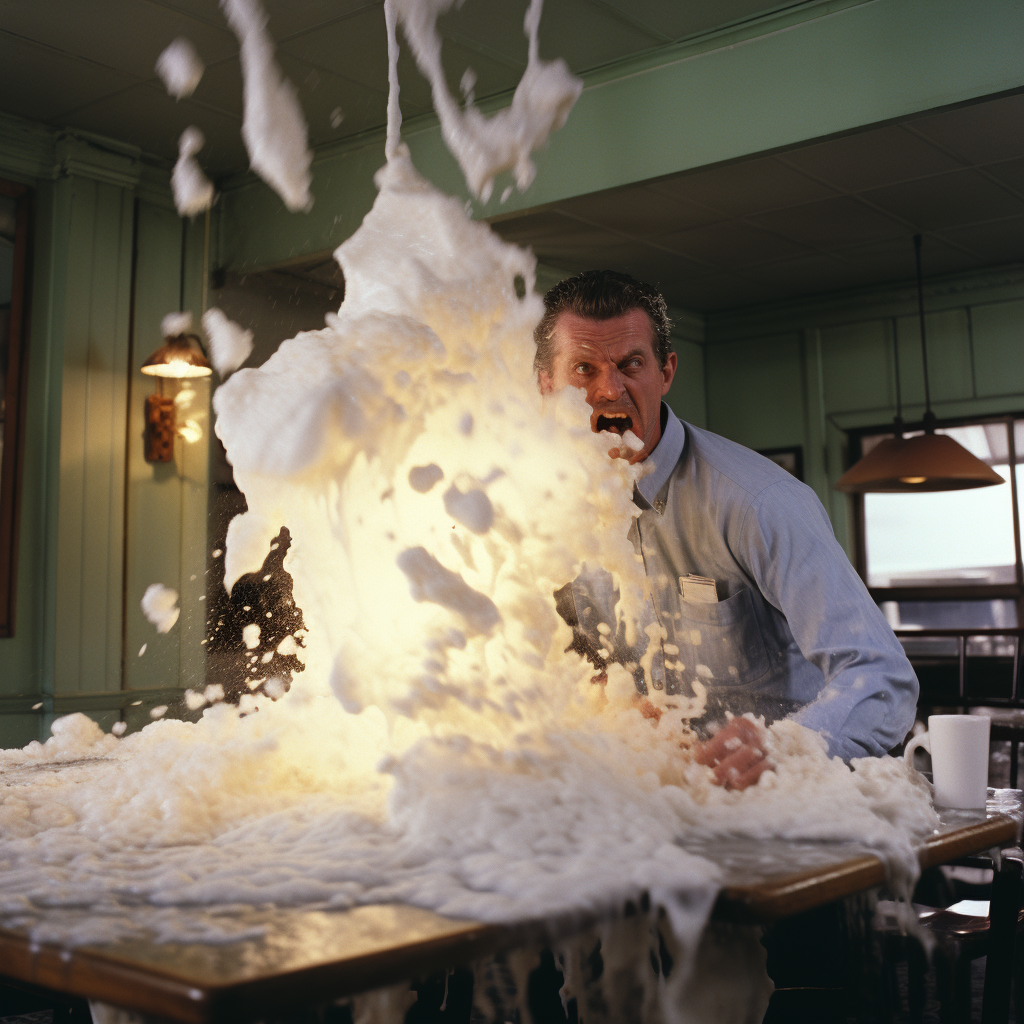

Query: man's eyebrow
<box><xmin>616</xmin><ymin>347</ymin><xmax>647</xmax><ymax>364</ymax></box>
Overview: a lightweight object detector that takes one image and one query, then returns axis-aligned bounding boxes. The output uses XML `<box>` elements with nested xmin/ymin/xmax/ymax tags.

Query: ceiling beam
<box><xmin>217</xmin><ymin>0</ymin><xmax>1024</xmax><ymax>272</ymax></box>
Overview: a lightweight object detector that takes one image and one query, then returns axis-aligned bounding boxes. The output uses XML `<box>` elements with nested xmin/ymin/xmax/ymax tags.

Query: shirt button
<box><xmin>654</xmin><ymin>499</ymin><xmax>665</xmax><ymax>512</ymax></box>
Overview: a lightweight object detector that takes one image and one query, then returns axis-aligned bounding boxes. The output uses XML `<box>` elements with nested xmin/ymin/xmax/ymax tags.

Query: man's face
<box><xmin>541</xmin><ymin>309</ymin><xmax>677</xmax><ymax>463</ymax></box>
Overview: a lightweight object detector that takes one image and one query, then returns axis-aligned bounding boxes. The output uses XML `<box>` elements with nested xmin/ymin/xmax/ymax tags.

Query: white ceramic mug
<box><xmin>903</xmin><ymin>714</ymin><xmax>991</xmax><ymax>809</ymax></box>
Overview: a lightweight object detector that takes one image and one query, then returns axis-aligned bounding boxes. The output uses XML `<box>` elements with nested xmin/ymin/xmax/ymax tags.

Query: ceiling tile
<box><xmin>658</xmin><ymin>220</ymin><xmax>811</xmax><ymax>268</ymax></box>
<box><xmin>860</xmin><ymin>168</ymin><xmax>1024</xmax><ymax>232</ymax></box>
<box><xmin>664</xmin><ymin>273</ymin><xmax>778</xmax><ymax>314</ymax></box>
<box><xmin>829</xmin><ymin>236</ymin><xmax>983</xmax><ymax>291</ymax></box>
<box><xmin>185</xmin><ymin>58</ymin><xmax>244</xmax><ymax>121</ymax></box>
<box><xmin>435</xmin><ymin>2</ymin><xmax>533</xmax><ymax>68</ymax></box>
<box><xmin>938</xmin><ymin>217</ymin><xmax>1024</xmax><ymax>267</ymax></box>
<box><xmin>652</xmin><ymin>157</ymin><xmax>838</xmax><ymax>217</ymax></box>
<box><xmin>742</xmin><ymin>254</ymin><xmax>868</xmax><ymax>304</ymax></box>
<box><xmin>981</xmin><ymin>158</ymin><xmax>1024</xmax><ymax>199</ymax></box>
<box><xmin>62</xmin><ymin>82</ymin><xmax>246</xmax><ymax>174</ymax></box>
<box><xmin>0</xmin><ymin>34</ymin><xmax>139</xmax><ymax>122</ymax></box>
<box><xmin>910</xmin><ymin>93</ymin><xmax>1024</xmax><ymax>165</ymax></box>
<box><xmin>265</xmin><ymin>0</ymin><xmax>382</xmax><ymax>41</ymax></box>
<box><xmin>610</xmin><ymin>247</ymin><xmax>713</xmax><ymax>284</ymax></box>
<box><xmin>490</xmin><ymin>209</ymin><xmax>587</xmax><ymax>246</ymax></box>
<box><xmin>276</xmin><ymin>54</ymin><xmax>389</xmax><ymax>145</ymax></box>
<box><xmin>778</xmin><ymin>125</ymin><xmax>965</xmax><ymax>193</ymax></box>
<box><xmin>3</xmin><ymin>0</ymin><xmax>236</xmax><ymax>81</ymax></box>
<box><xmin>747</xmin><ymin>196</ymin><xmax>907</xmax><ymax>249</ymax></box>
<box><xmin>594</xmin><ymin>0</ymin><xmax>794</xmax><ymax>43</ymax></box>
<box><xmin>530</xmin><ymin>0</ymin><xmax>663</xmax><ymax>71</ymax></box>
<box><xmin>280</xmin><ymin>7</ymin><xmax>432</xmax><ymax>113</ymax></box>
<box><xmin>554</xmin><ymin>185</ymin><xmax>724</xmax><ymax>236</ymax></box>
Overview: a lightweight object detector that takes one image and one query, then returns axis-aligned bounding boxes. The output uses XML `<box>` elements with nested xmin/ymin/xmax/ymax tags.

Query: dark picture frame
<box><xmin>0</xmin><ymin>178</ymin><xmax>31</xmax><ymax>637</ymax></box>
<box><xmin>757</xmin><ymin>445</ymin><xmax>804</xmax><ymax>482</ymax></box>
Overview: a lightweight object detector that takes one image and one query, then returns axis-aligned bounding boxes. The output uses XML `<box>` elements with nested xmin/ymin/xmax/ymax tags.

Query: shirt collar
<box><xmin>634</xmin><ymin>403</ymin><xmax>686</xmax><ymax>513</ymax></box>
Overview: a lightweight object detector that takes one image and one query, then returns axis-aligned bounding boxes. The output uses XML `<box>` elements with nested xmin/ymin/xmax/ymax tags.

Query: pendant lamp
<box><xmin>834</xmin><ymin>235</ymin><xmax>1005</xmax><ymax>493</ymax></box>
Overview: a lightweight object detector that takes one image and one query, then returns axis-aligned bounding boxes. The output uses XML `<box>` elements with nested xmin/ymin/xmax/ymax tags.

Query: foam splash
<box><xmin>203</xmin><ymin>307</ymin><xmax>254</xmax><ymax>376</ymax></box>
<box><xmin>140</xmin><ymin>584</ymin><xmax>179</xmax><ymax>634</ymax></box>
<box><xmin>222</xmin><ymin>0</ymin><xmax>313</xmax><ymax>212</ymax></box>
<box><xmin>172</xmin><ymin>127</ymin><xmax>215</xmax><ymax>217</ymax></box>
<box><xmin>160</xmin><ymin>311</ymin><xmax>193</xmax><ymax>337</ymax></box>
<box><xmin>389</xmin><ymin>0</ymin><xmax>582</xmax><ymax>201</ymax></box>
<box><xmin>156</xmin><ymin>38</ymin><xmax>205</xmax><ymax>99</ymax></box>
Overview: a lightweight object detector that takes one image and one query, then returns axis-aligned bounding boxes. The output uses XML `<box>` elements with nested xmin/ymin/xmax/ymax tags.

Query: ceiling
<box><xmin>0</xmin><ymin>0</ymin><xmax>791</xmax><ymax>178</ymax></box>
<box><xmin>4</xmin><ymin>1</ymin><xmax>1023</xmax><ymax>316</ymax></box>
<box><xmin>490</xmin><ymin>91</ymin><xmax>1024</xmax><ymax>315</ymax></box>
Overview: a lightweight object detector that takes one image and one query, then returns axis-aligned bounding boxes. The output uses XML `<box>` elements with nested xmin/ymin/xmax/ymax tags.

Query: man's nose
<box><xmin>589</xmin><ymin>366</ymin><xmax>625</xmax><ymax>403</ymax></box>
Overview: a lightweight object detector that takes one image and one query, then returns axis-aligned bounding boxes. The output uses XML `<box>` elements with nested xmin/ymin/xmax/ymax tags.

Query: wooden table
<box><xmin>0</xmin><ymin>809</ymin><xmax>1017</xmax><ymax>1024</ymax></box>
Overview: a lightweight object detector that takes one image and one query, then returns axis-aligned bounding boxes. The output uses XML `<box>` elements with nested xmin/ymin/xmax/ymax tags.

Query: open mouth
<box><xmin>596</xmin><ymin>413</ymin><xmax>633</xmax><ymax>435</ymax></box>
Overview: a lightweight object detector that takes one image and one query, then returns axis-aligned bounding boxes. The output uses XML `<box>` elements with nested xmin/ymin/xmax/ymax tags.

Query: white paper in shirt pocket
<box><xmin>673</xmin><ymin>587</ymin><xmax>770</xmax><ymax>688</ymax></box>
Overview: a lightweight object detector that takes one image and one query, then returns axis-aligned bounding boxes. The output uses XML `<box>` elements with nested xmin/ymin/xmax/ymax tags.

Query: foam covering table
<box><xmin>0</xmin><ymin>800</ymin><xmax>1017</xmax><ymax>1024</ymax></box>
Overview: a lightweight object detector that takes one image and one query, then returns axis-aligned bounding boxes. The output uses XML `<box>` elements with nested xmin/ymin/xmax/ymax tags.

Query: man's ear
<box><xmin>660</xmin><ymin>351</ymin><xmax>678</xmax><ymax>395</ymax></box>
<box><xmin>538</xmin><ymin>369</ymin><xmax>554</xmax><ymax>395</ymax></box>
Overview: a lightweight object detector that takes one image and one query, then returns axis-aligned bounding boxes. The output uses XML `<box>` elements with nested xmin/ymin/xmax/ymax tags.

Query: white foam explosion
<box><xmin>140</xmin><ymin>583</ymin><xmax>180</xmax><ymax>634</ymax></box>
<box><xmin>203</xmin><ymin>307</ymin><xmax>254</xmax><ymax>376</ymax></box>
<box><xmin>172</xmin><ymin>126</ymin><xmax>215</xmax><ymax>217</ymax></box>
<box><xmin>221</xmin><ymin>0</ymin><xmax>313</xmax><ymax>212</ymax></box>
<box><xmin>160</xmin><ymin>310</ymin><xmax>193</xmax><ymax>337</ymax></box>
<box><xmin>155</xmin><ymin>37</ymin><xmax>205</xmax><ymax>99</ymax></box>
<box><xmin>391</xmin><ymin>0</ymin><xmax>582</xmax><ymax>201</ymax></box>
<box><xmin>0</xmin><ymin>3</ymin><xmax>941</xmax><ymax>1021</ymax></box>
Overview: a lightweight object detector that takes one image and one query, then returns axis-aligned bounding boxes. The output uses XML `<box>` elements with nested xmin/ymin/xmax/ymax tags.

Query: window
<box><xmin>854</xmin><ymin>416</ymin><xmax>1024</xmax><ymax>631</ymax></box>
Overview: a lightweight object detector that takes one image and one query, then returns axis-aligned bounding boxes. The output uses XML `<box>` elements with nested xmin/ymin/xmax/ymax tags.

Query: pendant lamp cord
<box><xmin>913</xmin><ymin>233</ymin><xmax>936</xmax><ymax>432</ymax></box>
<box><xmin>892</xmin><ymin>313</ymin><xmax>904</xmax><ymax>437</ymax></box>
<box><xmin>179</xmin><ymin>217</ymin><xmax>187</xmax><ymax>313</ymax></box>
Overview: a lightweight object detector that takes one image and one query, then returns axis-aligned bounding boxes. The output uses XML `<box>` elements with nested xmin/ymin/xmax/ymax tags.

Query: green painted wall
<box><xmin>703</xmin><ymin>265</ymin><xmax>1024</xmax><ymax>556</ymax></box>
<box><xmin>0</xmin><ymin>117</ymin><xmax>208</xmax><ymax>748</ymax></box>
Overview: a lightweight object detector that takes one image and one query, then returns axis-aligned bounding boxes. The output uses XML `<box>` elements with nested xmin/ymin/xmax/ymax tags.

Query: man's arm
<box><xmin>736</xmin><ymin>480</ymin><xmax>918</xmax><ymax>761</ymax></box>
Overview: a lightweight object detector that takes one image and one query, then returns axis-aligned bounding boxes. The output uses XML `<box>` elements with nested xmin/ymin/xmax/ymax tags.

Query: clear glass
<box><xmin>863</xmin><ymin>422</ymin><xmax>1016</xmax><ymax>587</ymax></box>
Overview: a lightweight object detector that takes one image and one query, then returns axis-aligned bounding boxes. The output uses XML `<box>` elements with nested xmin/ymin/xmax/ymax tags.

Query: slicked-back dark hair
<box><xmin>533</xmin><ymin>270</ymin><xmax>672</xmax><ymax>375</ymax></box>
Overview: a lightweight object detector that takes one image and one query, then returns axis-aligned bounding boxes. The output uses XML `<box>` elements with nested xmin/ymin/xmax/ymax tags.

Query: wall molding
<box><xmin>0</xmin><ymin>688</ymin><xmax>185</xmax><ymax>715</ymax></box>
<box><xmin>0</xmin><ymin>112</ymin><xmax>173</xmax><ymax>205</ymax></box>
<box><xmin>706</xmin><ymin>262</ymin><xmax>1024</xmax><ymax>344</ymax></box>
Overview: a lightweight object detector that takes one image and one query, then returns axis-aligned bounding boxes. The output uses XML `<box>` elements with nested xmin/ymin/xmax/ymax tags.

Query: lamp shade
<box><xmin>835</xmin><ymin>432</ymin><xmax>1006</xmax><ymax>493</ymax></box>
<box><xmin>141</xmin><ymin>333</ymin><xmax>212</xmax><ymax>378</ymax></box>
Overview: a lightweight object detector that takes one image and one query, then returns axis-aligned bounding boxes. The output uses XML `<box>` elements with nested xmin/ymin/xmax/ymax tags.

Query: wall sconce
<box><xmin>141</xmin><ymin>317</ymin><xmax>212</xmax><ymax>463</ymax></box>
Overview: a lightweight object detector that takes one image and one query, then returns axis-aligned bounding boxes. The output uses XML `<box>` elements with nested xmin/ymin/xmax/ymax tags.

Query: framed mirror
<box><xmin>0</xmin><ymin>179</ymin><xmax>30</xmax><ymax>637</ymax></box>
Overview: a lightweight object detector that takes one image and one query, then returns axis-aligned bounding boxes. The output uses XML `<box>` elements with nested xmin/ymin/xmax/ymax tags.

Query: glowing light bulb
<box><xmin>899</xmin><ymin>476</ymin><xmax>927</xmax><ymax>485</ymax></box>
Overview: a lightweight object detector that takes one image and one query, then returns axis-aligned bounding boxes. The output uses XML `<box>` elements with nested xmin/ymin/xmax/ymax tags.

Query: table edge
<box><xmin>713</xmin><ymin>814</ymin><xmax>1018</xmax><ymax>924</ymax></box>
<box><xmin>2</xmin><ymin>815</ymin><xmax>1016</xmax><ymax>1021</ymax></box>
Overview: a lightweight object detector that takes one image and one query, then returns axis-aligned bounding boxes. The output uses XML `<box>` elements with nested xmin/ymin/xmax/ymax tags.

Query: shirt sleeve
<box><xmin>736</xmin><ymin>479</ymin><xmax>919</xmax><ymax>760</ymax></box>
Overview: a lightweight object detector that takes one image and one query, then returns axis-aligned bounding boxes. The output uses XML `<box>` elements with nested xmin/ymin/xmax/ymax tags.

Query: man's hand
<box><xmin>692</xmin><ymin>718</ymin><xmax>771</xmax><ymax>790</ymax></box>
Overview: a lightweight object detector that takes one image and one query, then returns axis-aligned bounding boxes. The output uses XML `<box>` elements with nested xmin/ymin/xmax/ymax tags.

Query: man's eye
<box><xmin>574</xmin><ymin>363</ymin><xmax>592</xmax><ymax>375</ymax></box>
<box><xmin>624</xmin><ymin>358</ymin><xmax>643</xmax><ymax>370</ymax></box>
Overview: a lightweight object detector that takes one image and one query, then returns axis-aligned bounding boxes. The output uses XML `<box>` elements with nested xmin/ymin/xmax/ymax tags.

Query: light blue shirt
<box><xmin>571</xmin><ymin>405</ymin><xmax>918</xmax><ymax>760</ymax></box>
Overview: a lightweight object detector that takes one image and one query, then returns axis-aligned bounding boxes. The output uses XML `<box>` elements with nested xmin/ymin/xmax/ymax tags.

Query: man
<box><xmin>536</xmin><ymin>270</ymin><xmax>918</xmax><ymax>790</ymax></box>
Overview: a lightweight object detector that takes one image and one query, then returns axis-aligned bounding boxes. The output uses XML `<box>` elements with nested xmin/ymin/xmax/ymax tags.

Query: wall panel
<box><xmin>53</xmin><ymin>179</ymin><xmax>134</xmax><ymax>695</ymax></box>
<box><xmin>666</xmin><ymin>338</ymin><xmax>706</xmax><ymax>428</ymax></box>
<box><xmin>704</xmin><ymin>271</ymin><xmax>1024</xmax><ymax>559</ymax></box>
<box><xmin>894</xmin><ymin>308</ymin><xmax>974</xmax><ymax>407</ymax></box>
<box><xmin>705</xmin><ymin>333</ymin><xmax>804</xmax><ymax>451</ymax></box>
<box><xmin>971</xmin><ymin>299</ymin><xmax>1024</xmax><ymax>399</ymax></box>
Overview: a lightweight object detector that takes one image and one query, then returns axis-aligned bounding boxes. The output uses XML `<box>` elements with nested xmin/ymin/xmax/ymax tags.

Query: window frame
<box><xmin>848</xmin><ymin>410</ymin><xmax>1024</xmax><ymax>626</ymax></box>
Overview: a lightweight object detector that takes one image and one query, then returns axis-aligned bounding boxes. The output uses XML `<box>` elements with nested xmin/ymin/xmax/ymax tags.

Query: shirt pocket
<box><xmin>670</xmin><ymin>587</ymin><xmax>770</xmax><ymax>688</ymax></box>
